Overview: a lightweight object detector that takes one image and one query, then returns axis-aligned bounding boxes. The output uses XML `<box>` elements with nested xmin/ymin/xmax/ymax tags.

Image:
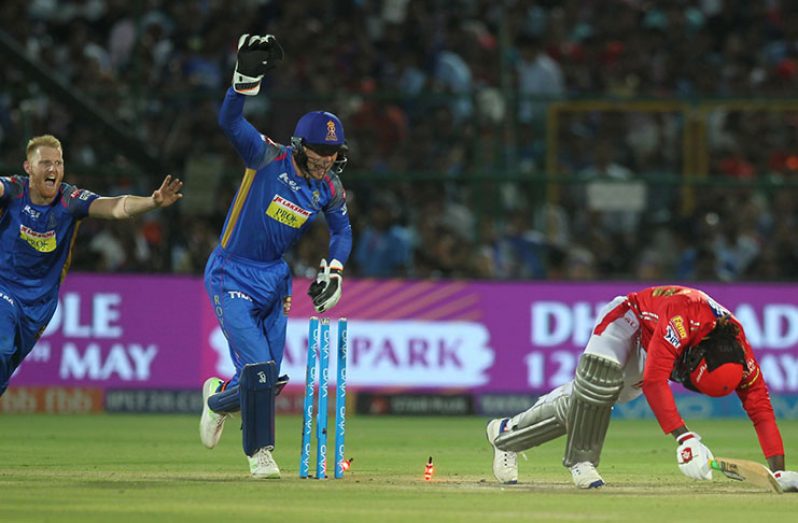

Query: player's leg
<box><xmin>201</xmin><ymin>258</ymin><xmax>273</xmax><ymax>448</ymax></box>
<box><xmin>200</xmin><ymin>287</ymin><xmax>272</xmax><ymax>448</ymax></box>
<box><xmin>617</xmin><ymin>342</ymin><xmax>646</xmax><ymax>404</ymax></box>
<box><xmin>261</xmin><ymin>295</ymin><xmax>287</xmax><ymax>370</ymax></box>
<box><xmin>243</xmin><ymin>294</ymin><xmax>289</xmax><ymax>478</ymax></box>
<box><xmin>493</xmin><ymin>297</ymin><xmax>638</xmax><ymax>450</ymax></box>
<box><xmin>563</xmin><ymin>353</ymin><xmax>623</xmax><ymax>488</ymax></box>
<box><xmin>0</xmin><ymin>292</ymin><xmax>55</xmax><ymax>396</ymax></box>
<box><xmin>202</xmin><ymin>260</ymin><xmax>289</xmax><ymax>479</ymax></box>
<box><xmin>0</xmin><ymin>295</ymin><xmax>21</xmax><ymax>396</ymax></box>
<box><xmin>562</xmin><ymin>297</ymin><xmax>637</xmax><ymax>488</ymax></box>
<box><xmin>240</xmin><ymin>361</ymin><xmax>280</xmax><ymax>478</ymax></box>
<box><xmin>493</xmin><ymin>383</ymin><xmax>572</xmax><ymax>452</ymax></box>
<box><xmin>200</xmin><ymin>376</ymin><xmax>230</xmax><ymax>448</ymax></box>
<box><xmin>488</xmin><ymin>296</ymin><xmax>636</xmax><ymax>485</ymax></box>
<box><xmin>488</xmin><ymin>383</ymin><xmax>571</xmax><ymax>484</ymax></box>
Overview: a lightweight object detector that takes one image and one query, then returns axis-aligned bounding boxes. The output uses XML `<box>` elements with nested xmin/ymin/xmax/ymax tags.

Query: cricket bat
<box><xmin>710</xmin><ymin>456</ymin><xmax>783</xmax><ymax>494</ymax></box>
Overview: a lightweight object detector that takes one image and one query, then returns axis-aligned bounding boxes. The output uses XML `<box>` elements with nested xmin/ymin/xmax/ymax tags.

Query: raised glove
<box><xmin>307</xmin><ymin>259</ymin><xmax>343</xmax><ymax>313</ymax></box>
<box><xmin>232</xmin><ymin>34</ymin><xmax>284</xmax><ymax>95</ymax></box>
<box><xmin>774</xmin><ymin>470</ymin><xmax>798</xmax><ymax>492</ymax></box>
<box><xmin>676</xmin><ymin>432</ymin><xmax>714</xmax><ymax>481</ymax></box>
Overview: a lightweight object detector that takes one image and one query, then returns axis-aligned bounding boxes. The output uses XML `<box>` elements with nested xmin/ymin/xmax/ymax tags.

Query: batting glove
<box><xmin>774</xmin><ymin>470</ymin><xmax>798</xmax><ymax>492</ymax></box>
<box><xmin>676</xmin><ymin>432</ymin><xmax>714</xmax><ymax>481</ymax></box>
<box><xmin>307</xmin><ymin>259</ymin><xmax>343</xmax><ymax>313</ymax></box>
<box><xmin>232</xmin><ymin>34</ymin><xmax>284</xmax><ymax>95</ymax></box>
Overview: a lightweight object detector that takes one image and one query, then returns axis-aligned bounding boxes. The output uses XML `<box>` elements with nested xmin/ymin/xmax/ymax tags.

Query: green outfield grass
<box><xmin>1</xmin><ymin>414</ymin><xmax>796</xmax><ymax>522</ymax></box>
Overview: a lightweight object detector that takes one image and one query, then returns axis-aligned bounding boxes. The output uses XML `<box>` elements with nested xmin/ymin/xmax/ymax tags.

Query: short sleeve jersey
<box><xmin>0</xmin><ymin>176</ymin><xmax>99</xmax><ymax>303</ymax></box>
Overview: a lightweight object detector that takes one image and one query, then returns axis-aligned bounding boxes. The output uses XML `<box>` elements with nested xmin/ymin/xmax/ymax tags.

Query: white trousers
<box><xmin>531</xmin><ymin>296</ymin><xmax>646</xmax><ymax>411</ymax></box>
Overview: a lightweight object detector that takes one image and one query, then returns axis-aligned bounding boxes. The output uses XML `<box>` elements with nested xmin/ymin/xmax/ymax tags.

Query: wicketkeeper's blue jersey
<box><xmin>216</xmin><ymin>88</ymin><xmax>352</xmax><ymax>264</ymax></box>
<box><xmin>0</xmin><ymin>176</ymin><xmax>98</xmax><ymax>304</ymax></box>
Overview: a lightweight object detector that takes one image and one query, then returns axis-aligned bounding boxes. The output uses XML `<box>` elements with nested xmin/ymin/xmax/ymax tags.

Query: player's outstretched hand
<box><xmin>307</xmin><ymin>259</ymin><xmax>343</xmax><ymax>313</ymax></box>
<box><xmin>774</xmin><ymin>470</ymin><xmax>798</xmax><ymax>492</ymax></box>
<box><xmin>233</xmin><ymin>34</ymin><xmax>284</xmax><ymax>95</ymax></box>
<box><xmin>676</xmin><ymin>432</ymin><xmax>714</xmax><ymax>480</ymax></box>
<box><xmin>152</xmin><ymin>175</ymin><xmax>183</xmax><ymax>208</ymax></box>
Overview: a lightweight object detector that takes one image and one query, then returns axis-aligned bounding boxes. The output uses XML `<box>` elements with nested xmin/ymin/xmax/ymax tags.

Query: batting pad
<box><xmin>563</xmin><ymin>354</ymin><xmax>623</xmax><ymax>467</ymax></box>
<box><xmin>495</xmin><ymin>393</ymin><xmax>569</xmax><ymax>452</ymax></box>
<box><xmin>207</xmin><ymin>385</ymin><xmax>241</xmax><ymax>413</ymax></box>
<box><xmin>240</xmin><ymin>361</ymin><xmax>278</xmax><ymax>456</ymax></box>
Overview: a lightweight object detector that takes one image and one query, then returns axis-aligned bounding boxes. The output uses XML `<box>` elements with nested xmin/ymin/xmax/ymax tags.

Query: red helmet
<box><xmin>689</xmin><ymin>359</ymin><xmax>744</xmax><ymax>397</ymax></box>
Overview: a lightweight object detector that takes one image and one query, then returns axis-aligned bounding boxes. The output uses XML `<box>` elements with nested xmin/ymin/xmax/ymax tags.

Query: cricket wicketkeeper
<box><xmin>198</xmin><ymin>34</ymin><xmax>352</xmax><ymax>479</ymax></box>
<box><xmin>487</xmin><ymin>285</ymin><xmax>798</xmax><ymax>491</ymax></box>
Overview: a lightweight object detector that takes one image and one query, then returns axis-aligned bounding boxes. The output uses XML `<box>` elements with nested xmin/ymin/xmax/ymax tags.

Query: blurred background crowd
<box><xmin>1</xmin><ymin>0</ymin><xmax>798</xmax><ymax>281</ymax></box>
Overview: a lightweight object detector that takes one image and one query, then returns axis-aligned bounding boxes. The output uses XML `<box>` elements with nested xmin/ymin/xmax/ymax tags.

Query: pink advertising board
<box><xmin>13</xmin><ymin>276</ymin><xmax>798</xmax><ymax>394</ymax></box>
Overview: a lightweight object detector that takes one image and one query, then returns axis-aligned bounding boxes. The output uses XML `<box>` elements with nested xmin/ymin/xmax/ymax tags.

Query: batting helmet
<box><xmin>685</xmin><ymin>318</ymin><xmax>746</xmax><ymax>397</ymax></box>
<box><xmin>689</xmin><ymin>360</ymin><xmax>744</xmax><ymax>397</ymax></box>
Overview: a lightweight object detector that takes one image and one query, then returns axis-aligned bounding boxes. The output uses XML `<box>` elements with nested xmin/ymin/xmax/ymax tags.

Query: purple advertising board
<box><xmin>12</xmin><ymin>276</ymin><xmax>798</xmax><ymax>395</ymax></box>
<box><xmin>11</xmin><ymin>274</ymin><xmax>209</xmax><ymax>389</ymax></box>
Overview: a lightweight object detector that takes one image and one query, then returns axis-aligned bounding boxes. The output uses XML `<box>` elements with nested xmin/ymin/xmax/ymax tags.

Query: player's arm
<box><xmin>2</xmin><ymin>176</ymin><xmax>26</xmax><ymax>203</ymax></box>
<box><xmin>218</xmin><ymin>89</ymin><xmax>269</xmax><ymax>167</ymax></box>
<box><xmin>321</xmin><ymin>174</ymin><xmax>353</xmax><ymax>268</ymax></box>
<box><xmin>646</xmin><ymin>326</ymin><xmax>716</xmax><ymax>482</ymax></box>
<box><xmin>307</xmin><ymin>178</ymin><xmax>352</xmax><ymax>313</ymax></box>
<box><xmin>743</xmin><ymin>372</ymin><xmax>798</xmax><ymax>492</ymax></box>
<box><xmin>641</xmin><ymin>324</ymin><xmax>684</xmax><ymax>434</ymax></box>
<box><xmin>1</xmin><ymin>176</ymin><xmax>23</xmax><ymax>202</ymax></box>
<box><xmin>219</xmin><ymin>34</ymin><xmax>284</xmax><ymax>167</ymax></box>
<box><xmin>735</xmin><ymin>352</ymin><xmax>785</xmax><ymax>470</ymax></box>
<box><xmin>88</xmin><ymin>175</ymin><xmax>183</xmax><ymax>219</ymax></box>
<box><xmin>325</xmin><ymin>207</ymin><xmax>353</xmax><ymax>266</ymax></box>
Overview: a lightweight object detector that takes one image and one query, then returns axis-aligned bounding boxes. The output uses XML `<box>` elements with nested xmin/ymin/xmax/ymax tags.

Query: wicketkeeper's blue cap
<box><xmin>293</xmin><ymin>111</ymin><xmax>346</xmax><ymax>150</ymax></box>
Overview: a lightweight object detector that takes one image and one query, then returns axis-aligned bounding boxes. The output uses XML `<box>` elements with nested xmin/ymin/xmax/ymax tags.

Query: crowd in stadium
<box><xmin>1</xmin><ymin>0</ymin><xmax>797</xmax><ymax>281</ymax></box>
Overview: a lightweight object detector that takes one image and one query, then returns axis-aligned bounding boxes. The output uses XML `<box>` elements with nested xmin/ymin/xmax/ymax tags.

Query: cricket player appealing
<box><xmin>487</xmin><ymin>285</ymin><xmax>798</xmax><ymax>491</ymax></box>
<box><xmin>0</xmin><ymin>134</ymin><xmax>183</xmax><ymax>396</ymax></box>
<box><xmin>199</xmin><ymin>34</ymin><xmax>352</xmax><ymax>478</ymax></box>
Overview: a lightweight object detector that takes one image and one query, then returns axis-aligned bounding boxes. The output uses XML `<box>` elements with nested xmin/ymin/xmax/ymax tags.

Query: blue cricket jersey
<box><xmin>0</xmin><ymin>176</ymin><xmax>98</xmax><ymax>303</ymax></box>
<box><xmin>216</xmin><ymin>88</ymin><xmax>352</xmax><ymax>264</ymax></box>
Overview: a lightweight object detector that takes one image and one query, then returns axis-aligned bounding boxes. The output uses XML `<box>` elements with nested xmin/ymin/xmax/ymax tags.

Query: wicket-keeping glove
<box><xmin>774</xmin><ymin>470</ymin><xmax>798</xmax><ymax>492</ymax></box>
<box><xmin>232</xmin><ymin>34</ymin><xmax>284</xmax><ymax>95</ymax></box>
<box><xmin>676</xmin><ymin>432</ymin><xmax>714</xmax><ymax>481</ymax></box>
<box><xmin>307</xmin><ymin>259</ymin><xmax>343</xmax><ymax>313</ymax></box>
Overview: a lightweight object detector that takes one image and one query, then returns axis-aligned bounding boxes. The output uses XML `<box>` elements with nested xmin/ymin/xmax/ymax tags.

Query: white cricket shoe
<box><xmin>570</xmin><ymin>461</ymin><xmax>605</xmax><ymax>489</ymax></box>
<box><xmin>248</xmin><ymin>447</ymin><xmax>281</xmax><ymax>479</ymax></box>
<box><xmin>199</xmin><ymin>377</ymin><xmax>228</xmax><ymax>449</ymax></box>
<box><xmin>486</xmin><ymin>418</ymin><xmax>518</xmax><ymax>484</ymax></box>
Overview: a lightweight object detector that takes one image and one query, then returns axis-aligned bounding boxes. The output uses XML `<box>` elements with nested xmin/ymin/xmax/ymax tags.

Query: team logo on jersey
<box><xmin>22</xmin><ymin>205</ymin><xmax>41</xmax><ymax>219</ymax></box>
<box><xmin>664</xmin><ymin>324</ymin><xmax>681</xmax><ymax>348</ymax></box>
<box><xmin>669</xmin><ymin>316</ymin><xmax>687</xmax><ymax>339</ymax></box>
<box><xmin>19</xmin><ymin>225</ymin><xmax>57</xmax><ymax>252</ymax></box>
<box><xmin>312</xmin><ymin>190</ymin><xmax>320</xmax><ymax>206</ymax></box>
<box><xmin>0</xmin><ymin>291</ymin><xmax>14</xmax><ymax>306</ymax></box>
<box><xmin>266</xmin><ymin>195</ymin><xmax>311</xmax><ymax>228</ymax></box>
<box><xmin>278</xmin><ymin>172</ymin><xmax>301</xmax><ymax>192</ymax></box>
